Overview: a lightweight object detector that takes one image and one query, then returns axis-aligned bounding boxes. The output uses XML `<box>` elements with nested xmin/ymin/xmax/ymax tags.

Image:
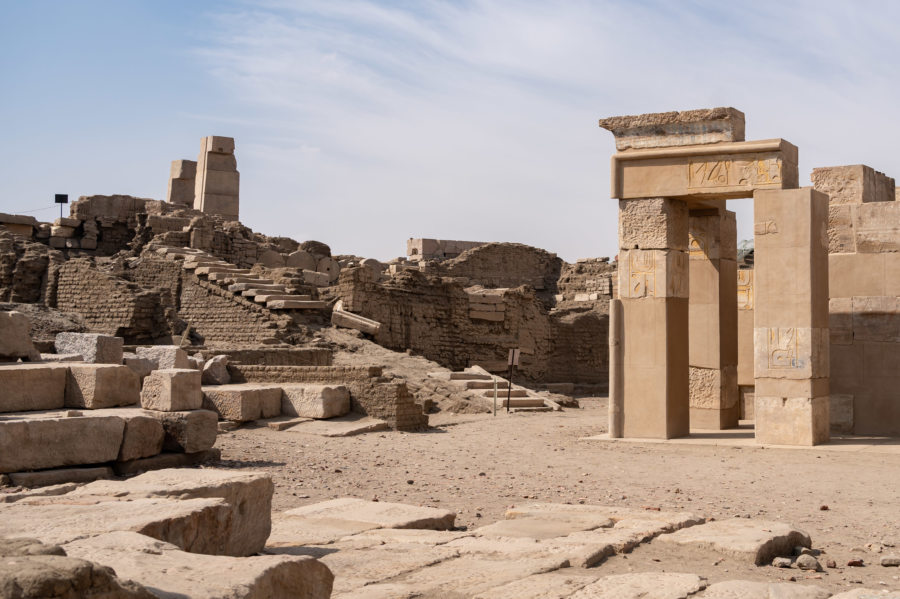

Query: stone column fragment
<box><xmin>688</xmin><ymin>207</ymin><xmax>738</xmax><ymax>429</ymax></box>
<box><xmin>753</xmin><ymin>188</ymin><xmax>830</xmax><ymax>445</ymax></box>
<box><xmin>167</xmin><ymin>160</ymin><xmax>197</xmax><ymax>207</ymax></box>
<box><xmin>194</xmin><ymin>136</ymin><xmax>239</xmax><ymax>221</ymax></box>
<box><xmin>617</xmin><ymin>197</ymin><xmax>690</xmax><ymax>439</ymax></box>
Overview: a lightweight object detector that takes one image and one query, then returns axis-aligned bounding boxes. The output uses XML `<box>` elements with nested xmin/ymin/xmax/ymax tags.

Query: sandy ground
<box><xmin>213</xmin><ymin>397</ymin><xmax>900</xmax><ymax>593</ymax></box>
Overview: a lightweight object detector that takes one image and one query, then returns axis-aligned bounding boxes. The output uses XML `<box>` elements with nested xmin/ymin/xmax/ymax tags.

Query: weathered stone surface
<box><xmin>203</xmin><ymin>384</ymin><xmax>281</xmax><ymax>422</ymax></box>
<box><xmin>281</xmin><ymin>384</ymin><xmax>351</xmax><ymax>419</ymax></box>
<box><xmin>144</xmin><ymin>409</ymin><xmax>218</xmax><ymax>453</ymax></box>
<box><xmin>0</xmin><ymin>363</ymin><xmax>67</xmax><ymax>412</ymax></box>
<box><xmin>40</xmin><ymin>353</ymin><xmax>84</xmax><ymax>362</ymax></box>
<box><xmin>140</xmin><ymin>368</ymin><xmax>202</xmax><ymax>411</ymax></box>
<box><xmin>122</xmin><ymin>354</ymin><xmax>154</xmax><ymax>381</ymax></box>
<box><xmin>118</xmin><ymin>414</ymin><xmax>165</xmax><ymax>461</ymax></box>
<box><xmin>474</xmin><ymin>515</ymin><xmax>613</xmax><ymax>539</ymax></box>
<box><xmin>506</xmin><ymin>503</ymin><xmax>704</xmax><ymax>531</ymax></box>
<box><xmin>54</xmin><ymin>332</ymin><xmax>123</xmax><ymax>364</ymax></box>
<box><xmin>0</xmin><ymin>496</ymin><xmax>231</xmax><ymax>554</ymax></box>
<box><xmin>0</xmin><ymin>311</ymin><xmax>40</xmax><ymax>361</ymax></box>
<box><xmin>268</xmin><ymin>516</ymin><xmax>382</xmax><ymax>547</ymax></box>
<box><xmin>0</xmin><ymin>550</ymin><xmax>155</xmax><ymax>598</ymax></box>
<box><xmin>830</xmin><ymin>592</ymin><xmax>900</xmax><ymax>599</ymax></box>
<box><xmin>64</xmin><ymin>531</ymin><xmax>333</xmax><ymax>599</ymax></box>
<box><xmin>599</xmin><ymin>107</ymin><xmax>745</xmax><ymax>150</ymax></box>
<box><xmin>570</xmin><ymin>573</ymin><xmax>706</xmax><ymax>599</ymax></box>
<box><xmin>700</xmin><ymin>580</ymin><xmax>830</xmax><ymax>599</ymax></box>
<box><xmin>656</xmin><ymin>519</ymin><xmax>810</xmax><ymax>565</ymax></box>
<box><xmin>472</xmin><ymin>570</ymin><xmax>600</xmax><ymax>599</ymax></box>
<box><xmin>446</xmin><ymin>534</ymin><xmax>615</xmax><ymax>569</ymax></box>
<box><xmin>619</xmin><ymin>198</ymin><xmax>690</xmax><ymax>251</ymax></box>
<box><xmin>65</xmin><ymin>364</ymin><xmax>140</xmax><ymax>409</ymax></box>
<box><xmin>201</xmin><ymin>354</ymin><xmax>231</xmax><ymax>385</ymax></box>
<box><xmin>286</xmin><ymin>249</ymin><xmax>317</xmax><ymax>270</ymax></box>
<box><xmin>0</xmin><ymin>415</ymin><xmax>125</xmax><ymax>473</ymax></box>
<box><xmin>283</xmin><ymin>497</ymin><xmax>456</xmax><ymax>530</ymax></box>
<box><xmin>135</xmin><ymin>345</ymin><xmax>190</xmax><ymax>369</ymax></box>
<box><xmin>9</xmin><ymin>467</ymin><xmax>113</xmax><ymax>488</ymax></box>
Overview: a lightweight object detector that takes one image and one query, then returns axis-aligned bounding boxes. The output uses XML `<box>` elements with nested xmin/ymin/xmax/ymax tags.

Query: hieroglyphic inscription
<box><xmin>766</xmin><ymin>327</ymin><xmax>799</xmax><ymax>369</ymax></box>
<box><xmin>688</xmin><ymin>158</ymin><xmax>783</xmax><ymax>190</ymax></box>
<box><xmin>688</xmin><ymin>230</ymin><xmax>707</xmax><ymax>257</ymax></box>
<box><xmin>737</xmin><ymin>269</ymin><xmax>753</xmax><ymax>310</ymax></box>
<box><xmin>627</xmin><ymin>251</ymin><xmax>655</xmax><ymax>298</ymax></box>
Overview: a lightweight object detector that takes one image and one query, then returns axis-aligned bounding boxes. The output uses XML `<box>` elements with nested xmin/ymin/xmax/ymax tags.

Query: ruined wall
<box><xmin>429</xmin><ymin>243</ymin><xmax>562</xmax><ymax>297</ymax></box>
<box><xmin>0</xmin><ymin>229</ymin><xmax>63</xmax><ymax>303</ymax></box>
<box><xmin>555</xmin><ymin>257</ymin><xmax>616</xmax><ymax>309</ymax></box>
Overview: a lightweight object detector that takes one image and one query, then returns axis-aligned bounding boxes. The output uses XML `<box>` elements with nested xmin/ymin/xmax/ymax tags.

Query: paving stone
<box><xmin>656</xmin><ymin>519</ymin><xmax>810</xmax><ymax>565</ymax></box>
<box><xmin>135</xmin><ymin>345</ymin><xmax>190</xmax><ymax>370</ymax></box>
<box><xmin>474</xmin><ymin>515</ymin><xmax>614</xmax><ymax>539</ymax></box>
<box><xmin>140</xmin><ymin>368</ymin><xmax>202</xmax><ymax>411</ymax></box>
<box><xmin>699</xmin><ymin>580</ymin><xmax>831</xmax><ymax>599</ymax></box>
<box><xmin>447</xmin><ymin>534</ymin><xmax>616</xmax><ymax>568</ymax></box>
<box><xmin>284</xmin><ymin>414</ymin><xmax>389</xmax><ymax>436</ymax></box>
<box><xmin>0</xmin><ymin>414</ymin><xmax>125</xmax><ymax>473</ymax></box>
<box><xmin>268</xmin><ymin>516</ymin><xmax>382</xmax><ymax>547</ymax></box>
<box><xmin>144</xmin><ymin>408</ymin><xmax>218</xmax><ymax>453</ymax></box>
<box><xmin>64</xmin><ymin>531</ymin><xmax>334</xmax><ymax>599</ymax></box>
<box><xmin>283</xmin><ymin>497</ymin><xmax>456</xmax><ymax>531</ymax></box>
<box><xmin>506</xmin><ymin>504</ymin><xmax>704</xmax><ymax>531</ymax></box>
<box><xmin>54</xmin><ymin>332</ymin><xmax>123</xmax><ymax>364</ymax></box>
<box><xmin>570</xmin><ymin>573</ymin><xmax>706</xmax><ymax>599</ymax></box>
<box><xmin>281</xmin><ymin>384</ymin><xmax>351</xmax><ymax>419</ymax></box>
<box><xmin>343</xmin><ymin>528</ymin><xmax>471</xmax><ymax>548</ymax></box>
<box><xmin>65</xmin><ymin>364</ymin><xmax>140</xmax><ymax>409</ymax></box>
<box><xmin>202</xmin><ymin>383</ymin><xmax>282</xmax><ymax>422</ymax></box>
<box><xmin>0</xmin><ymin>310</ymin><xmax>41</xmax><ymax>362</ymax></box>
<box><xmin>881</xmin><ymin>555</ymin><xmax>900</xmax><ymax>566</ymax></box>
<box><xmin>473</xmin><ymin>570</ymin><xmax>601</xmax><ymax>599</ymax></box>
<box><xmin>0</xmin><ymin>363</ymin><xmax>67</xmax><ymax>412</ymax></box>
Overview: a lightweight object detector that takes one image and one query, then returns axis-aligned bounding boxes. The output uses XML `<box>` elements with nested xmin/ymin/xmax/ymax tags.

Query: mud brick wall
<box><xmin>0</xmin><ymin>229</ymin><xmax>62</xmax><ymax>303</ymax></box>
<box><xmin>53</xmin><ymin>259</ymin><xmax>168</xmax><ymax>342</ymax></box>
<box><xmin>227</xmin><ymin>365</ymin><xmax>382</xmax><ymax>384</ymax></box>
<box><xmin>217</xmin><ymin>348</ymin><xmax>333</xmax><ymax>366</ymax></box>
<box><xmin>178</xmin><ymin>274</ymin><xmax>292</xmax><ymax>347</ymax></box>
<box><xmin>431</xmin><ymin>243</ymin><xmax>562</xmax><ymax>295</ymax></box>
<box><xmin>125</xmin><ymin>258</ymin><xmax>183</xmax><ymax>301</ymax></box>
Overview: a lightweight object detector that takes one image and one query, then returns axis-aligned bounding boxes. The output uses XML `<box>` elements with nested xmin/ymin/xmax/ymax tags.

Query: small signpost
<box><xmin>54</xmin><ymin>194</ymin><xmax>68</xmax><ymax>220</ymax></box>
<box><xmin>506</xmin><ymin>348</ymin><xmax>520</xmax><ymax>413</ymax></box>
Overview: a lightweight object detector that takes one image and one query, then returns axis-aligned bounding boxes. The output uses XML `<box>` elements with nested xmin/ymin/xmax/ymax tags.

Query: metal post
<box><xmin>506</xmin><ymin>365</ymin><xmax>513</xmax><ymax>413</ymax></box>
<box><xmin>609</xmin><ymin>298</ymin><xmax>624</xmax><ymax>438</ymax></box>
<box><xmin>493</xmin><ymin>376</ymin><xmax>497</xmax><ymax>416</ymax></box>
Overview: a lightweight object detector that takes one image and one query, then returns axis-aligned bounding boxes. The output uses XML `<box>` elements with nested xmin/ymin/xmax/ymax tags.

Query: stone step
<box><xmin>509</xmin><ymin>406</ymin><xmax>553</xmax><ymax>413</ymax></box>
<box><xmin>465</xmin><ymin>380</ymin><xmax>508</xmax><ymax>390</ymax></box>
<box><xmin>499</xmin><ymin>398</ymin><xmax>546</xmax><ymax>408</ymax></box>
<box><xmin>181</xmin><ymin>259</ymin><xmax>228</xmax><ymax>269</ymax></box>
<box><xmin>253</xmin><ymin>294</ymin><xmax>312</xmax><ymax>304</ymax></box>
<box><xmin>483</xmin><ymin>388</ymin><xmax>525</xmax><ymax>397</ymax></box>
<box><xmin>195</xmin><ymin>266</ymin><xmax>247</xmax><ymax>275</ymax></box>
<box><xmin>157</xmin><ymin>247</ymin><xmax>206</xmax><ymax>257</ymax></box>
<box><xmin>450</xmin><ymin>372</ymin><xmax>491</xmax><ymax>381</ymax></box>
<box><xmin>205</xmin><ymin>270</ymin><xmax>252</xmax><ymax>281</ymax></box>
<box><xmin>242</xmin><ymin>287</ymin><xmax>288</xmax><ymax>298</ymax></box>
<box><xmin>228</xmin><ymin>277</ymin><xmax>275</xmax><ymax>286</ymax></box>
<box><xmin>267</xmin><ymin>300</ymin><xmax>327</xmax><ymax>310</ymax></box>
<box><xmin>228</xmin><ymin>282</ymin><xmax>283</xmax><ymax>293</ymax></box>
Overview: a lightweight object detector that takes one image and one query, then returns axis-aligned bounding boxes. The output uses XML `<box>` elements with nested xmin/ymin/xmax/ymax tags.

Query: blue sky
<box><xmin>3</xmin><ymin>1</ymin><xmax>900</xmax><ymax>261</ymax></box>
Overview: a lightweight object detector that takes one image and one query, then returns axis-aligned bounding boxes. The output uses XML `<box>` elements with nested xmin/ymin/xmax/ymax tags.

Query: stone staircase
<box><xmin>157</xmin><ymin>247</ymin><xmax>327</xmax><ymax>312</ymax></box>
<box><xmin>444</xmin><ymin>368</ymin><xmax>561</xmax><ymax>412</ymax></box>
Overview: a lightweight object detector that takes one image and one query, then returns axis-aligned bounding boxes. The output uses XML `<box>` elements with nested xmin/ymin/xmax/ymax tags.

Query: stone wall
<box><xmin>429</xmin><ymin>243</ymin><xmax>562</xmax><ymax>298</ymax></box>
<box><xmin>0</xmin><ymin>229</ymin><xmax>63</xmax><ymax>303</ymax></box>
<box><xmin>555</xmin><ymin>258</ymin><xmax>616</xmax><ymax>309</ymax></box>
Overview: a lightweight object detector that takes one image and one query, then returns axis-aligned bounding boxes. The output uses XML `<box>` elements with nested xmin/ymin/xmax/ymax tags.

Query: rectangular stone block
<box><xmin>618</xmin><ymin>198</ymin><xmax>689</xmax><ymax>251</ymax></box>
<box><xmin>281</xmin><ymin>384</ymin><xmax>351</xmax><ymax>419</ymax></box>
<box><xmin>202</xmin><ymin>170</ymin><xmax>240</xmax><ymax>196</ymax></box>
<box><xmin>854</xmin><ymin>201</ymin><xmax>900</xmax><ymax>253</ymax></box>
<box><xmin>617</xmin><ymin>249</ymin><xmax>688</xmax><ymax>299</ymax></box>
<box><xmin>688</xmin><ymin>208</ymin><xmax>736</xmax><ymax>261</ymax></box>
<box><xmin>689</xmin><ymin>258</ymin><xmax>737</xmax><ymax>369</ymax></box>
<box><xmin>54</xmin><ymin>332</ymin><xmax>123</xmax><ymax>364</ymax></box>
<box><xmin>79</xmin><ymin>237</ymin><xmax>97</xmax><ymax>250</ymax></box>
<box><xmin>66</xmin><ymin>364</ymin><xmax>140</xmax><ymax>409</ymax></box>
<box><xmin>0</xmin><ymin>364</ymin><xmax>67</xmax><ymax>412</ymax></box>
<box><xmin>753</xmin><ymin>327</ymin><xmax>829</xmax><ymax>380</ymax></box>
<box><xmin>50</xmin><ymin>225</ymin><xmax>75</xmax><ymax>238</ymax></box>
<box><xmin>689</xmin><ymin>365</ymin><xmax>738</xmax><ymax>413</ymax></box>
<box><xmin>170</xmin><ymin>159</ymin><xmax>197</xmax><ymax>179</ymax></box>
<box><xmin>755</xmin><ymin>377</ymin><xmax>829</xmax><ymax>399</ymax></box>
<box><xmin>141</xmin><ymin>369</ymin><xmax>202</xmax><ymax>411</ymax></box>
<box><xmin>199</xmin><ymin>193</ymin><xmax>238</xmax><ymax>220</ymax></box>
<box><xmin>599</xmin><ymin>107</ymin><xmax>745</xmax><ymax>151</ymax></box>
<box><xmin>0</xmin><ymin>415</ymin><xmax>125</xmax><ymax>473</ymax></box>
<box><xmin>0</xmin><ymin>310</ymin><xmax>40</xmax><ymax>361</ymax></box>
<box><xmin>145</xmin><ymin>409</ymin><xmax>218</xmax><ymax>453</ymax></box>
<box><xmin>811</xmin><ymin>164</ymin><xmax>895</xmax><ymax>205</ymax></box>
<box><xmin>136</xmin><ymin>346</ymin><xmax>190</xmax><ymax>370</ymax></box>
<box><xmin>611</xmin><ymin>139</ymin><xmax>798</xmax><ymax>201</ymax></box>
<box><xmin>204</xmin><ymin>136</ymin><xmax>235</xmax><ymax>154</ymax></box>
<box><xmin>829</xmin><ymin>297</ymin><xmax>853</xmax><ymax>345</ymax></box>
<box><xmin>754</xmin><ymin>396</ymin><xmax>830</xmax><ymax>446</ymax></box>
<box><xmin>202</xmin><ymin>384</ymin><xmax>282</xmax><ymax>422</ymax></box>
<box><xmin>827</xmin><ymin>205</ymin><xmax>856</xmax><ymax>253</ymax></box>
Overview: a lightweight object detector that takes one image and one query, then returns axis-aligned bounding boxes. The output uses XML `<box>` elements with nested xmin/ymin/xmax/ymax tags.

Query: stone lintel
<box><xmin>610</xmin><ymin>139</ymin><xmax>799</xmax><ymax>201</ymax></box>
<box><xmin>599</xmin><ymin>107</ymin><xmax>746</xmax><ymax>151</ymax></box>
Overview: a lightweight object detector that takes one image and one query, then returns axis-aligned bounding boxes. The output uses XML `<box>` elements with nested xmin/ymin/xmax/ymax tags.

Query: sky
<box><xmin>2</xmin><ymin>1</ymin><xmax>900</xmax><ymax>262</ymax></box>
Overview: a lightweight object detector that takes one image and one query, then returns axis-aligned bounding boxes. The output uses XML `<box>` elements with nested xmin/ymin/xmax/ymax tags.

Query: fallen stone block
<box><xmin>202</xmin><ymin>384</ymin><xmax>281</xmax><ymax>422</ymax></box>
<box><xmin>201</xmin><ymin>354</ymin><xmax>231</xmax><ymax>385</ymax></box>
<box><xmin>0</xmin><ymin>363</ymin><xmax>67</xmax><ymax>412</ymax></box>
<box><xmin>123</xmin><ymin>354</ymin><xmax>154</xmax><ymax>381</ymax></box>
<box><xmin>287</xmin><ymin>249</ymin><xmax>317</xmax><ymax>270</ymax></box>
<box><xmin>135</xmin><ymin>345</ymin><xmax>190</xmax><ymax>369</ymax></box>
<box><xmin>284</xmin><ymin>414</ymin><xmax>389</xmax><ymax>437</ymax></box>
<box><xmin>144</xmin><ymin>409</ymin><xmax>218</xmax><ymax>453</ymax></box>
<box><xmin>40</xmin><ymin>353</ymin><xmax>84</xmax><ymax>363</ymax></box>
<box><xmin>446</xmin><ymin>534</ymin><xmax>615</xmax><ymax>569</ymax></box>
<box><xmin>140</xmin><ymin>368</ymin><xmax>202</xmax><ymax>411</ymax></box>
<box><xmin>283</xmin><ymin>497</ymin><xmax>456</xmax><ymax>530</ymax></box>
<box><xmin>64</xmin><ymin>531</ymin><xmax>334</xmax><ymax>599</ymax></box>
<box><xmin>700</xmin><ymin>580</ymin><xmax>831</xmax><ymax>599</ymax></box>
<box><xmin>281</xmin><ymin>384</ymin><xmax>351</xmax><ymax>419</ymax></box>
<box><xmin>568</xmin><ymin>572</ymin><xmax>707</xmax><ymax>599</ymax></box>
<box><xmin>0</xmin><ymin>311</ymin><xmax>41</xmax><ymax>362</ymax></box>
<box><xmin>267</xmin><ymin>299</ymin><xmax>326</xmax><ymax>310</ymax></box>
<box><xmin>0</xmin><ymin>415</ymin><xmax>125</xmax><ymax>473</ymax></box>
<box><xmin>54</xmin><ymin>332</ymin><xmax>123</xmax><ymax>364</ymax></box>
<box><xmin>301</xmin><ymin>269</ymin><xmax>330</xmax><ymax>286</ymax></box>
<box><xmin>65</xmin><ymin>363</ymin><xmax>140</xmax><ymax>409</ymax></box>
<box><xmin>332</xmin><ymin>301</ymin><xmax>382</xmax><ymax>335</ymax></box>
<box><xmin>112</xmin><ymin>448</ymin><xmax>220</xmax><ymax>477</ymax></box>
<box><xmin>655</xmin><ymin>518</ymin><xmax>810</xmax><ymax>565</ymax></box>
<box><xmin>506</xmin><ymin>503</ymin><xmax>704</xmax><ymax>531</ymax></box>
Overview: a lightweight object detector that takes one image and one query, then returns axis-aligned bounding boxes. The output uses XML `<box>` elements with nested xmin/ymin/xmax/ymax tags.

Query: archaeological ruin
<box><xmin>1</xmin><ymin>109</ymin><xmax>899</xmax><ymax>597</ymax></box>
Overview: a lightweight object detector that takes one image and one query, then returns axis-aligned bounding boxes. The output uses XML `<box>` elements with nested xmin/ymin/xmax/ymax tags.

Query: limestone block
<box><xmin>617</xmin><ymin>249</ymin><xmax>688</xmax><ymax>299</ymax></box>
<box><xmin>0</xmin><ymin>415</ymin><xmax>125</xmax><ymax>473</ymax></box>
<box><xmin>599</xmin><ymin>107</ymin><xmax>745</xmax><ymax>150</ymax></box>
<box><xmin>752</xmin><ymin>328</ymin><xmax>829</xmax><ymax>380</ymax></box>
<box><xmin>569</xmin><ymin>573</ymin><xmax>707</xmax><ymax>599</ymax></box>
<box><xmin>829</xmin><ymin>297</ymin><xmax>853</xmax><ymax>345</ymax></box>
<box><xmin>0</xmin><ymin>311</ymin><xmax>40</xmax><ymax>361</ymax></box>
<box><xmin>50</xmin><ymin>225</ymin><xmax>75</xmax><ymax>238</ymax></box>
<box><xmin>170</xmin><ymin>158</ymin><xmax>197</xmax><ymax>179</ymax></box>
<box><xmin>283</xmin><ymin>497</ymin><xmax>456</xmax><ymax>530</ymax></box>
<box><xmin>657</xmin><ymin>518</ymin><xmax>810</xmax><ymax>565</ymax></box>
<box><xmin>64</xmin><ymin>238</ymin><xmax>80</xmax><ymax>249</ymax></box>
<box><xmin>123</xmin><ymin>354</ymin><xmax>154</xmax><ymax>381</ymax></box>
<box><xmin>689</xmin><ymin>366</ymin><xmax>738</xmax><ymax>410</ymax></box>
<box><xmin>54</xmin><ymin>332</ymin><xmax>123</xmax><ymax>364</ymax></box>
<box><xmin>754</xmin><ymin>396</ymin><xmax>830</xmax><ymax>445</ymax></box>
<box><xmin>0</xmin><ymin>364</ymin><xmax>69</xmax><ymax>412</ymax></box>
<box><xmin>205</xmin><ymin>135</ymin><xmax>235</xmax><ymax>154</ymax></box>
<box><xmin>64</xmin><ymin>531</ymin><xmax>334</xmax><ymax>599</ymax></box>
<box><xmin>688</xmin><ymin>207</ymin><xmax>736</xmax><ymax>261</ymax></box>
<box><xmin>136</xmin><ymin>345</ymin><xmax>190</xmax><ymax>369</ymax></box>
<box><xmin>829</xmin><ymin>252</ymin><xmax>884</xmax><ymax>298</ymax></box>
<box><xmin>40</xmin><ymin>353</ymin><xmax>84</xmax><ymax>362</ymax></box>
<box><xmin>66</xmin><ymin>364</ymin><xmax>140</xmax><ymax>409</ymax></box>
<box><xmin>201</xmin><ymin>354</ymin><xmax>231</xmax><ymax>385</ymax></box>
<box><xmin>618</xmin><ymin>198</ymin><xmax>689</xmax><ymax>251</ymax></box>
<box><xmin>118</xmin><ymin>414</ymin><xmax>165</xmax><ymax>461</ymax></box>
<box><xmin>701</xmin><ymin>580</ymin><xmax>831</xmax><ymax>599</ymax></box>
<box><xmin>754</xmin><ymin>378</ymin><xmax>828</xmax><ymax>400</ymax></box>
<box><xmin>281</xmin><ymin>384</ymin><xmax>350</xmax><ymax>419</ymax></box>
<box><xmin>811</xmin><ymin>164</ymin><xmax>895</xmax><ymax>205</ymax></box>
<box><xmin>302</xmin><ymin>269</ymin><xmax>330</xmax><ymax>286</ymax></box>
<box><xmin>202</xmin><ymin>384</ymin><xmax>282</xmax><ymax>422</ymax></box>
<box><xmin>286</xmin><ymin>249</ymin><xmax>317</xmax><ymax>270</ymax></box>
<box><xmin>145</xmin><ymin>409</ymin><xmax>218</xmax><ymax>453</ymax></box>
<box><xmin>258</xmin><ymin>249</ymin><xmax>285</xmax><ymax>268</ymax></box>
<box><xmin>332</xmin><ymin>303</ymin><xmax>382</xmax><ymax>335</ymax></box>
<box><xmin>739</xmin><ymin>386</ymin><xmax>755</xmax><ymax>420</ymax></box>
<box><xmin>0</xmin><ymin>551</ymin><xmax>155</xmax><ymax>598</ymax></box>
<box><xmin>854</xmin><ymin>201</ymin><xmax>900</xmax><ymax>252</ymax></box>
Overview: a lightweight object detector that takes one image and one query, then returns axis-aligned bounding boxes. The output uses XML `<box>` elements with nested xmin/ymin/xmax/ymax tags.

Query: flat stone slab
<box><xmin>144</xmin><ymin>408</ymin><xmax>218</xmax><ymax>453</ymax></box>
<box><xmin>699</xmin><ymin>580</ymin><xmax>831</xmax><ymax>599</ymax></box>
<box><xmin>0</xmin><ymin>414</ymin><xmax>125</xmax><ymax>473</ymax></box>
<box><xmin>570</xmin><ymin>573</ymin><xmax>707</xmax><ymax>599</ymax></box>
<box><xmin>656</xmin><ymin>519</ymin><xmax>810</xmax><ymax>565</ymax></box>
<box><xmin>284</xmin><ymin>414</ymin><xmax>389</xmax><ymax>437</ymax></box>
<box><xmin>281</xmin><ymin>384</ymin><xmax>351</xmax><ymax>419</ymax></box>
<box><xmin>474</xmin><ymin>515</ymin><xmax>614</xmax><ymax>539</ymax></box>
<box><xmin>0</xmin><ymin>363</ymin><xmax>67</xmax><ymax>412</ymax></box>
<box><xmin>446</xmin><ymin>534</ymin><xmax>616</xmax><ymax>568</ymax></box>
<box><xmin>283</xmin><ymin>497</ymin><xmax>456</xmax><ymax>530</ymax></box>
<box><xmin>506</xmin><ymin>503</ymin><xmax>704</xmax><ymax>531</ymax></box>
<box><xmin>268</xmin><ymin>516</ymin><xmax>381</xmax><ymax>547</ymax></box>
<box><xmin>830</xmin><ymin>591</ymin><xmax>900</xmax><ymax>599</ymax></box>
<box><xmin>64</xmin><ymin>531</ymin><xmax>334</xmax><ymax>599</ymax></box>
<box><xmin>267</xmin><ymin>300</ymin><xmax>326</xmax><ymax>310</ymax></box>
<box><xmin>54</xmin><ymin>332</ymin><xmax>122</xmax><ymax>364</ymax></box>
<box><xmin>472</xmin><ymin>570</ymin><xmax>601</xmax><ymax>599</ymax></box>
<box><xmin>65</xmin><ymin>364</ymin><xmax>140</xmax><ymax>409</ymax></box>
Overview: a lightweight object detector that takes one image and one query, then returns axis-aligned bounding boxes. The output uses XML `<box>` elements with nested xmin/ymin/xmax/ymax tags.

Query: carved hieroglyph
<box><xmin>618</xmin><ymin>250</ymin><xmax>688</xmax><ymax>299</ymax></box>
<box><xmin>688</xmin><ymin>158</ymin><xmax>783</xmax><ymax>190</ymax></box>
<box><xmin>766</xmin><ymin>327</ymin><xmax>799</xmax><ymax>369</ymax></box>
<box><xmin>737</xmin><ymin>270</ymin><xmax>753</xmax><ymax>311</ymax></box>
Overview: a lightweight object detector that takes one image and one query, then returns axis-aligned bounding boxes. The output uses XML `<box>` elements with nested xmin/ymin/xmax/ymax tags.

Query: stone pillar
<box><xmin>688</xmin><ymin>207</ymin><xmax>739</xmax><ymax>429</ymax></box>
<box><xmin>166</xmin><ymin>160</ymin><xmax>196</xmax><ymax>207</ymax></box>
<box><xmin>194</xmin><ymin>136</ymin><xmax>239</xmax><ymax>221</ymax></box>
<box><xmin>617</xmin><ymin>197</ymin><xmax>690</xmax><ymax>439</ymax></box>
<box><xmin>736</xmin><ymin>268</ymin><xmax>755</xmax><ymax>419</ymax></box>
<box><xmin>608</xmin><ymin>298</ymin><xmax>624</xmax><ymax>438</ymax></box>
<box><xmin>753</xmin><ymin>187</ymin><xmax>830</xmax><ymax>445</ymax></box>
